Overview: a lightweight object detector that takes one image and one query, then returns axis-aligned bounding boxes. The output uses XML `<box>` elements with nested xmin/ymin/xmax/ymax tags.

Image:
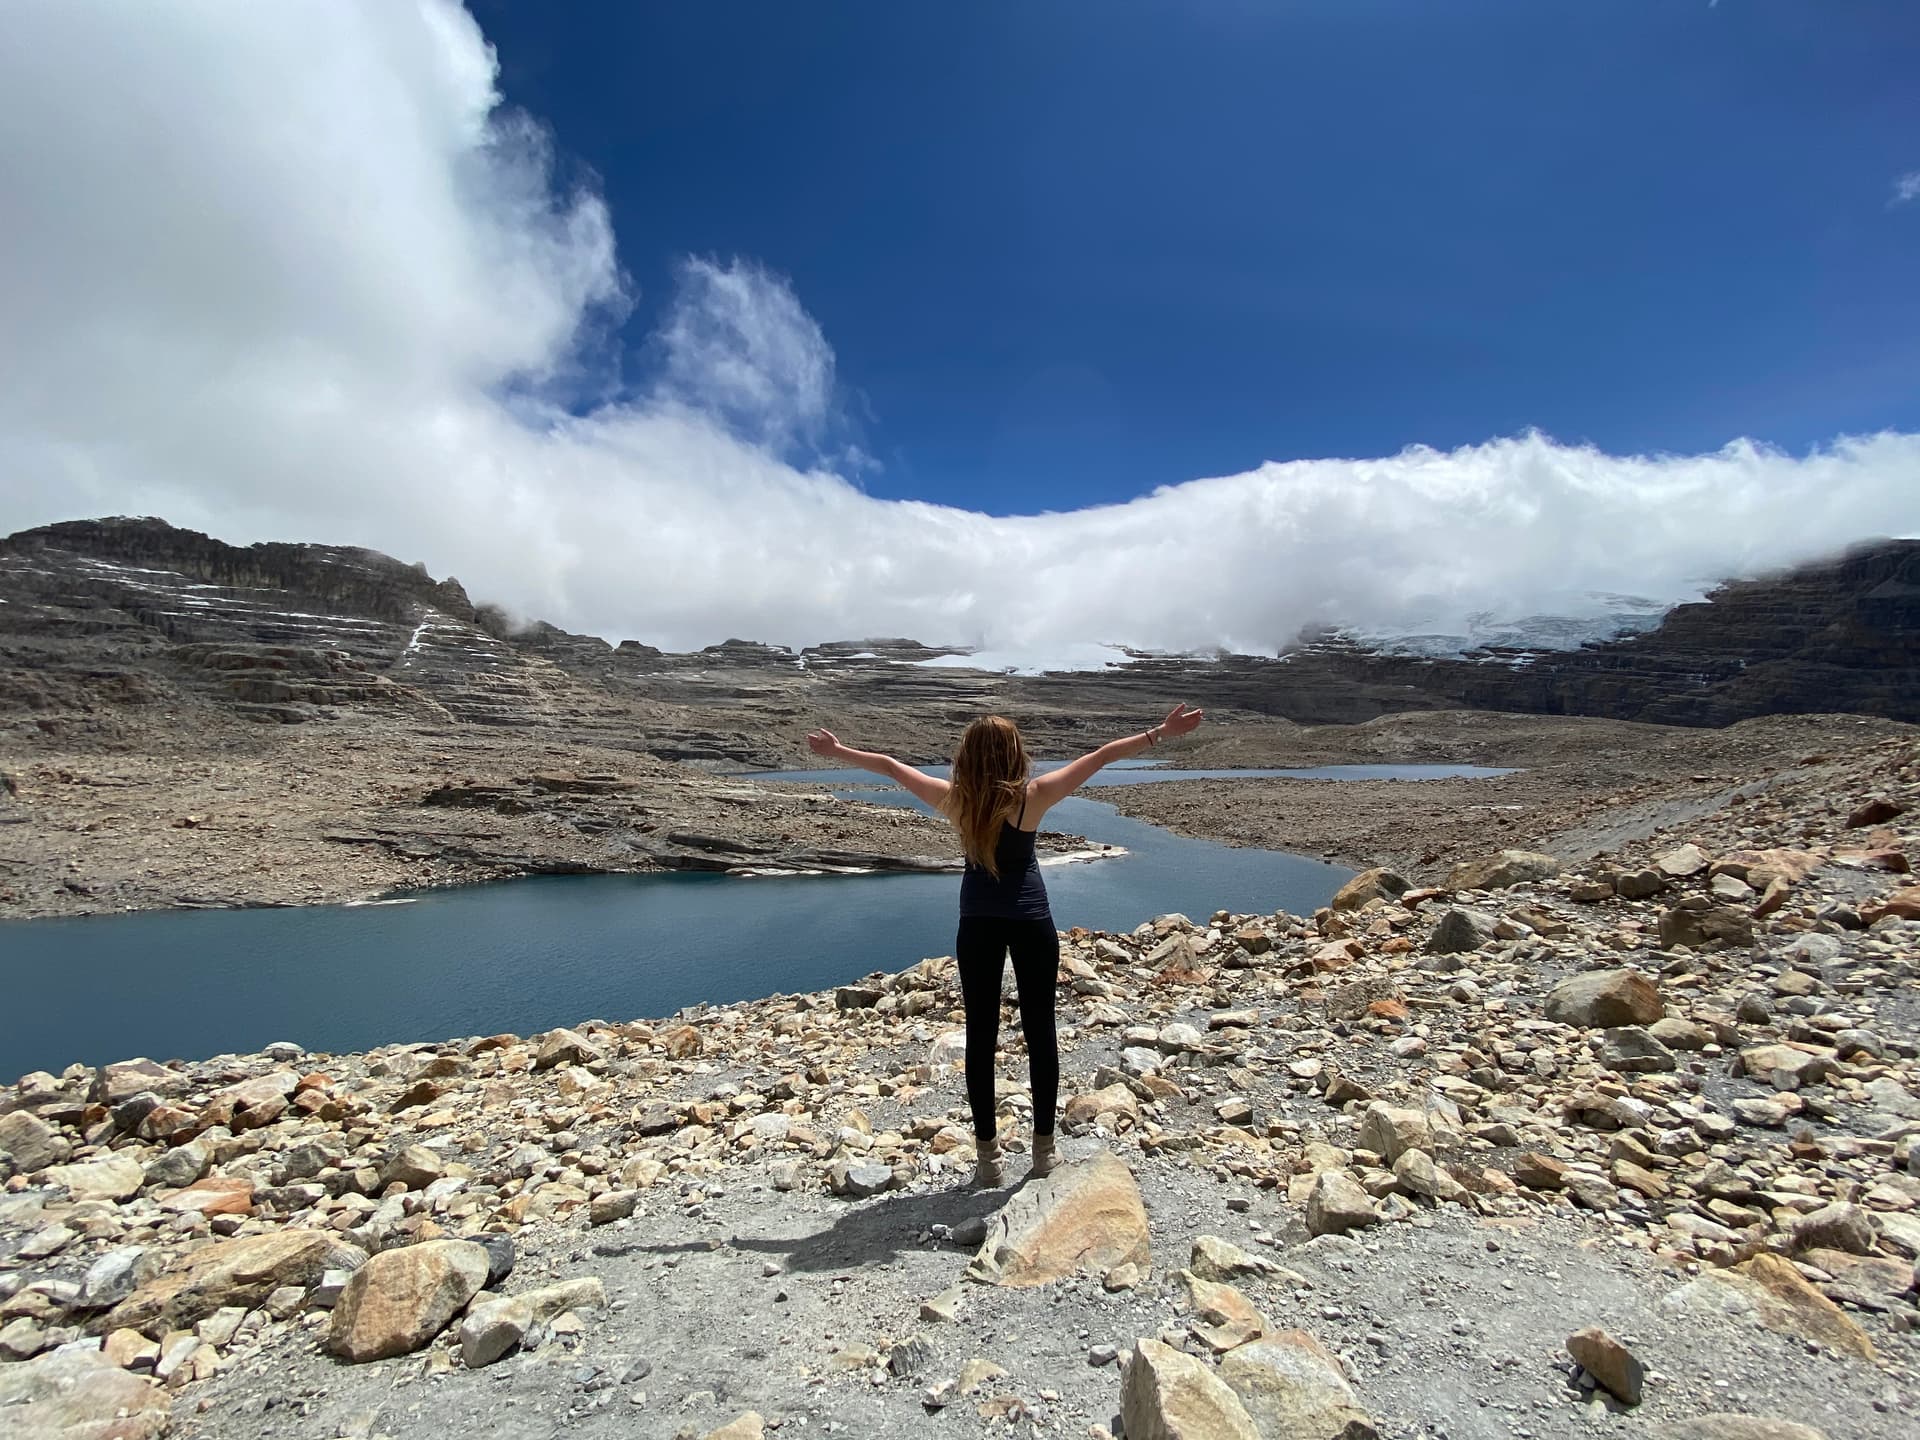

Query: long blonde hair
<box><xmin>945</xmin><ymin>715</ymin><xmax>1029</xmax><ymax>877</ymax></box>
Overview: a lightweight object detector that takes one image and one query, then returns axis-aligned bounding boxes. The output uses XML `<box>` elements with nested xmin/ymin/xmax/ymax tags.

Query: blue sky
<box><xmin>4</xmin><ymin>2</ymin><xmax>1917</xmax><ymax>658</ymax></box>
<box><xmin>472</xmin><ymin>0</ymin><xmax>1920</xmax><ymax>514</ymax></box>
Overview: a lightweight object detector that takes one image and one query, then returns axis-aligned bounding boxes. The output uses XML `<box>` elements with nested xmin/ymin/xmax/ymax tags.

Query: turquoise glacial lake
<box><xmin>0</xmin><ymin>762</ymin><xmax>1510</xmax><ymax>1078</ymax></box>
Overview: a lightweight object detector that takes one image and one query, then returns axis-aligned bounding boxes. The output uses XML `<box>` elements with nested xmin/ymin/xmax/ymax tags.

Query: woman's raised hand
<box><xmin>805</xmin><ymin>727</ymin><xmax>841</xmax><ymax>757</ymax></box>
<box><xmin>1160</xmin><ymin>702</ymin><xmax>1204</xmax><ymax>739</ymax></box>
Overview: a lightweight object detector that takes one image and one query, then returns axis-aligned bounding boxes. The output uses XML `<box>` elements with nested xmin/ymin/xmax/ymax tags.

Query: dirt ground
<box><xmin>7</xmin><ymin>707</ymin><xmax>1909</xmax><ymax>924</ymax></box>
<box><xmin>1103</xmin><ymin>712</ymin><xmax>1917</xmax><ymax>880</ymax></box>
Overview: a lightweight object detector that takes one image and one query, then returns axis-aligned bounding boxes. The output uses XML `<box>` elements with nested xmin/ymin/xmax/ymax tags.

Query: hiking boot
<box><xmin>1030</xmin><ymin>1133</ymin><xmax>1058</xmax><ymax>1179</ymax></box>
<box><xmin>973</xmin><ymin>1138</ymin><xmax>1005</xmax><ymax>1189</ymax></box>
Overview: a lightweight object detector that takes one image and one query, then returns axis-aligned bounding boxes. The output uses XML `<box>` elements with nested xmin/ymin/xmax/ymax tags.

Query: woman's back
<box><xmin>958</xmin><ymin>793</ymin><xmax>1049</xmax><ymax>920</ymax></box>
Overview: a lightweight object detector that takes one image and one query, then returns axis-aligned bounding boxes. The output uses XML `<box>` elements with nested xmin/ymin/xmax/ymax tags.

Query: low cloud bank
<box><xmin>2</xmin><ymin>3</ymin><xmax>1915</xmax><ymax>663</ymax></box>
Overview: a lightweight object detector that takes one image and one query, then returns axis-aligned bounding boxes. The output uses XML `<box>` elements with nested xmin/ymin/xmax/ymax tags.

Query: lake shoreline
<box><xmin>0</xmin><ymin>728</ymin><xmax>1915</xmax><ymax>1438</ymax></box>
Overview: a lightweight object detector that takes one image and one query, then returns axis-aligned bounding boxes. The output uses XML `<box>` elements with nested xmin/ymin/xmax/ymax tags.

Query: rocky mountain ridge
<box><xmin>4</xmin><ymin>519</ymin><xmax>1913</xmax><ymax>743</ymax></box>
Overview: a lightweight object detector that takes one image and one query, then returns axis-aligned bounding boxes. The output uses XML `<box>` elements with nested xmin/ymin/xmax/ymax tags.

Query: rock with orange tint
<box><xmin>106</xmin><ymin>1230</ymin><xmax>364</xmax><ymax>1338</ymax></box>
<box><xmin>966</xmin><ymin>1151</ymin><xmax>1150</xmax><ymax>1287</ymax></box>
<box><xmin>1121</xmin><ymin>1337</ymin><xmax>1259</xmax><ymax>1440</ymax></box>
<box><xmin>327</xmin><ymin>1238</ymin><xmax>491</xmax><ymax>1362</ymax></box>
<box><xmin>1219</xmin><ymin>1329</ymin><xmax>1377</xmax><ymax>1438</ymax></box>
<box><xmin>156</xmin><ymin>1175</ymin><xmax>254</xmax><ymax>1216</ymax></box>
<box><xmin>1661</xmin><ymin>1252</ymin><xmax>1876</xmax><ymax>1362</ymax></box>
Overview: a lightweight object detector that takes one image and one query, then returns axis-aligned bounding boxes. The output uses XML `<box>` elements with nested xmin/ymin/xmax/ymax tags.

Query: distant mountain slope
<box><xmin>2</xmin><ymin>517</ymin><xmax>1914</xmax><ymax>732</ymax></box>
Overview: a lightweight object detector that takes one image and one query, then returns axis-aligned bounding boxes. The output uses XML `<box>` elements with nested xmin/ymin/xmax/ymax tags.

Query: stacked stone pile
<box><xmin>1</xmin><ymin>739</ymin><xmax>1915</xmax><ymax>1437</ymax></box>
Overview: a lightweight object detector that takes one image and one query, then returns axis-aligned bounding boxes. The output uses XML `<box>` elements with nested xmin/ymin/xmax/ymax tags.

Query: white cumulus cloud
<box><xmin>1892</xmin><ymin>171</ymin><xmax>1920</xmax><ymax>206</ymax></box>
<box><xmin>0</xmin><ymin>2</ymin><xmax>1915</xmax><ymax>664</ymax></box>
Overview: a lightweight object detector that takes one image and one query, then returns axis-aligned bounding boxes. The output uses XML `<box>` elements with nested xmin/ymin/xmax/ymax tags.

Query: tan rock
<box><xmin>1738</xmin><ymin>1044</ymin><xmax>1832</xmax><ymax>1088</ymax></box>
<box><xmin>156</xmin><ymin>1175</ymin><xmax>254</xmax><ymax>1216</ymax></box>
<box><xmin>1394</xmin><ymin>1148</ymin><xmax>1466</xmax><ymax>1203</ymax></box>
<box><xmin>1330</xmin><ymin>868</ymin><xmax>1409</xmax><ymax>912</ymax></box>
<box><xmin>1180</xmin><ymin>1271</ymin><xmax>1267</xmax><ymax>1353</ymax></box>
<box><xmin>1064</xmin><ymin>1083</ymin><xmax>1141</xmax><ymax>1131</ymax></box>
<box><xmin>1218</xmin><ymin>1330</ymin><xmax>1376</xmax><ymax>1439</ymax></box>
<box><xmin>107</xmin><ymin>1229</ymin><xmax>363</xmax><ymax>1338</ymax></box>
<box><xmin>1663</xmin><ymin>1253</ymin><xmax>1875</xmax><ymax>1361</ymax></box>
<box><xmin>532</xmin><ymin>1027</ymin><xmax>603</xmax><ymax>1071</ymax></box>
<box><xmin>1305</xmin><ymin>1171</ymin><xmax>1378</xmax><ymax>1236</ymax></box>
<box><xmin>1446</xmin><ymin>850</ymin><xmax>1560</xmax><ymax>891</ymax></box>
<box><xmin>327</xmin><ymin>1239</ymin><xmax>491</xmax><ymax>1362</ymax></box>
<box><xmin>661</xmin><ymin>1024</ymin><xmax>703</xmax><ymax>1059</ymax></box>
<box><xmin>1356</xmin><ymin>1104</ymin><xmax>1429</xmax><ymax>1164</ymax></box>
<box><xmin>0</xmin><ymin>1111</ymin><xmax>70</xmax><ymax>1172</ymax></box>
<box><xmin>0</xmin><ymin>1345</ymin><xmax>172</xmax><ymax>1439</ymax></box>
<box><xmin>379</xmin><ymin>1145</ymin><xmax>448</xmax><ymax>1190</ymax></box>
<box><xmin>702</xmin><ymin>1415</ymin><xmax>766</xmax><ymax>1440</ymax></box>
<box><xmin>1190</xmin><ymin>1235</ymin><xmax>1283</xmax><ymax>1283</ymax></box>
<box><xmin>1543</xmin><ymin>969</ymin><xmax>1663</xmax><ymax>1028</ymax></box>
<box><xmin>103</xmin><ymin>1327</ymin><xmax>161</xmax><ymax>1371</ymax></box>
<box><xmin>1567</xmin><ymin>1326</ymin><xmax>1644</xmax><ymax>1406</ymax></box>
<box><xmin>459</xmin><ymin>1277</ymin><xmax>605</xmax><ymax>1367</ymax></box>
<box><xmin>966</xmin><ymin>1151</ymin><xmax>1151</xmax><ymax>1287</ymax></box>
<box><xmin>1655</xmin><ymin>844</ymin><xmax>1710</xmax><ymax>878</ymax></box>
<box><xmin>42</xmin><ymin>1153</ymin><xmax>145</xmax><ymax>1202</ymax></box>
<box><xmin>1121</xmin><ymin>1337</ymin><xmax>1260</xmax><ymax>1440</ymax></box>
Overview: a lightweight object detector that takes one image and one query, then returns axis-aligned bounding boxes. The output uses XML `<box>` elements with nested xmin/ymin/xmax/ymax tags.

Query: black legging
<box><xmin>956</xmin><ymin>914</ymin><xmax>1060</xmax><ymax>1142</ymax></box>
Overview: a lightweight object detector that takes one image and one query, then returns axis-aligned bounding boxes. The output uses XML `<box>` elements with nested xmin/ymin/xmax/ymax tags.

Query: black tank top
<box><xmin>958</xmin><ymin>791</ymin><xmax>1052</xmax><ymax>920</ymax></box>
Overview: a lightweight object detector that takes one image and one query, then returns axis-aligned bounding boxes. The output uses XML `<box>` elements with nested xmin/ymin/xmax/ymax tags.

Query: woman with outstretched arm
<box><xmin>804</xmin><ymin>704</ymin><xmax>1204</xmax><ymax>1187</ymax></box>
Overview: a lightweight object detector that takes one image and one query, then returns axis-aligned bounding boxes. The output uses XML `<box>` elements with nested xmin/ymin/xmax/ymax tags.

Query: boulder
<box><xmin>1846</xmin><ymin>797</ymin><xmax>1905</xmax><ymax>828</ymax></box>
<box><xmin>1218</xmin><ymin>1330</ymin><xmax>1378</xmax><ymax>1440</ymax></box>
<box><xmin>1426</xmin><ymin>907</ymin><xmax>1498</xmax><ymax>955</ymax></box>
<box><xmin>1566</xmin><ymin>1326</ymin><xmax>1644</xmax><ymax>1406</ymax></box>
<box><xmin>379</xmin><ymin>1145</ymin><xmax>448</xmax><ymax>1191</ymax></box>
<box><xmin>702</xmin><ymin>1416</ymin><xmax>766</xmax><ymax>1440</ymax></box>
<box><xmin>1657</xmin><ymin>904</ymin><xmax>1754</xmax><ymax>950</ymax></box>
<box><xmin>1660</xmin><ymin>1253</ymin><xmax>1875</xmax><ymax>1361</ymax></box>
<box><xmin>532</xmin><ymin>1027</ymin><xmax>603</xmax><ymax>1071</ymax></box>
<box><xmin>78</xmin><ymin>1246</ymin><xmax>160</xmax><ymax>1310</ymax></box>
<box><xmin>0</xmin><ymin>1111</ymin><xmax>70</xmax><ymax>1172</ymax></box>
<box><xmin>42</xmin><ymin>1153</ymin><xmax>144</xmax><ymax>1202</ymax></box>
<box><xmin>1446</xmin><ymin>850</ymin><xmax>1560</xmax><ymax>891</ymax></box>
<box><xmin>1544</xmin><ymin>969</ymin><xmax>1663</xmax><ymax>1028</ymax></box>
<box><xmin>201</xmin><ymin>1071</ymin><xmax>299</xmax><ymax>1129</ymax></box>
<box><xmin>1063</xmin><ymin>1083</ymin><xmax>1141</xmax><ymax>1132</ymax></box>
<box><xmin>1190</xmin><ymin>1235</ymin><xmax>1284</xmax><ymax>1283</ymax></box>
<box><xmin>967</xmin><ymin>1151</ymin><xmax>1151</xmax><ymax>1287</ymax></box>
<box><xmin>1788</xmin><ymin>1203</ymin><xmax>1878</xmax><ymax>1257</ymax></box>
<box><xmin>144</xmin><ymin>1139</ymin><xmax>212</xmax><ymax>1190</ymax></box>
<box><xmin>107</xmin><ymin>1229</ymin><xmax>366</xmax><ymax>1338</ymax></box>
<box><xmin>92</xmin><ymin>1058</ymin><xmax>189</xmax><ymax>1106</ymax></box>
<box><xmin>328</xmin><ymin>1239</ymin><xmax>491</xmax><ymax>1362</ymax></box>
<box><xmin>1513</xmin><ymin>1152</ymin><xmax>1568</xmax><ymax>1190</ymax></box>
<box><xmin>1180</xmin><ymin>1271</ymin><xmax>1268</xmax><ymax>1353</ymax></box>
<box><xmin>1121</xmin><ymin>1337</ymin><xmax>1260</xmax><ymax>1440</ymax></box>
<box><xmin>1357</xmin><ymin>1104</ymin><xmax>1430</xmax><ymax>1164</ymax></box>
<box><xmin>0</xmin><ymin>1345</ymin><xmax>171</xmax><ymax>1440</ymax></box>
<box><xmin>1305</xmin><ymin>1171</ymin><xmax>1378</xmax><ymax>1236</ymax></box>
<box><xmin>1654</xmin><ymin>844</ymin><xmax>1711</xmax><ymax>878</ymax></box>
<box><xmin>459</xmin><ymin>1277</ymin><xmax>605</xmax><ymax>1367</ymax></box>
<box><xmin>1613</xmin><ymin>868</ymin><xmax>1666</xmax><ymax>900</ymax></box>
<box><xmin>1393</xmin><ymin>1148</ymin><xmax>1466</xmax><ymax>1203</ymax></box>
<box><xmin>828</xmin><ymin>1159</ymin><xmax>894</xmax><ymax>1198</ymax></box>
<box><xmin>1330</xmin><ymin>868</ymin><xmax>1409</xmax><ymax>913</ymax></box>
<box><xmin>1738</xmin><ymin>1044</ymin><xmax>1832</xmax><ymax>1088</ymax></box>
<box><xmin>1599</xmin><ymin>1027</ymin><xmax>1677</xmax><ymax>1074</ymax></box>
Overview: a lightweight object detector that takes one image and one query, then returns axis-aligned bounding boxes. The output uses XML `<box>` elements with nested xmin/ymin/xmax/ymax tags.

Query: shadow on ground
<box><xmin>610</xmin><ymin>1184</ymin><xmax>1014</xmax><ymax>1272</ymax></box>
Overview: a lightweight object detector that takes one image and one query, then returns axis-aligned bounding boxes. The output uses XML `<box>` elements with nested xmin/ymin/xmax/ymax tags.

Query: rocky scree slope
<box><xmin>1</xmin><ymin>737</ymin><xmax>1917</xmax><ymax>1438</ymax></box>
